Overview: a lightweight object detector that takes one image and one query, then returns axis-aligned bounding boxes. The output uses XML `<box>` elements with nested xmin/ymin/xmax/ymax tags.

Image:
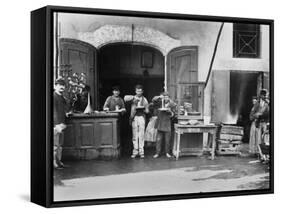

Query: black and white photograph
<box><xmin>2</xmin><ymin>0</ymin><xmax>281</xmax><ymax>211</ymax></box>
<box><xmin>51</xmin><ymin>9</ymin><xmax>272</xmax><ymax>203</ymax></box>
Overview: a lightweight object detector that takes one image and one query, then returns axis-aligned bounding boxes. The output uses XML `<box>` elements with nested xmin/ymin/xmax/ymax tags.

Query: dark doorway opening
<box><xmin>99</xmin><ymin>43</ymin><xmax>165</xmax><ymax>156</ymax></box>
<box><xmin>230</xmin><ymin>71</ymin><xmax>260</xmax><ymax>142</ymax></box>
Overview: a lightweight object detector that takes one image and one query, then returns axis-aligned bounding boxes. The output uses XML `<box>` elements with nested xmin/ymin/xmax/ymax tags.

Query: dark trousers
<box><xmin>155</xmin><ymin>130</ymin><xmax>171</xmax><ymax>155</ymax></box>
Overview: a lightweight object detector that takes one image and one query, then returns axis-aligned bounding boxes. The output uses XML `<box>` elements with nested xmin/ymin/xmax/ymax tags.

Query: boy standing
<box><xmin>125</xmin><ymin>85</ymin><xmax>149</xmax><ymax>158</ymax></box>
<box><xmin>152</xmin><ymin>91</ymin><xmax>176</xmax><ymax>158</ymax></box>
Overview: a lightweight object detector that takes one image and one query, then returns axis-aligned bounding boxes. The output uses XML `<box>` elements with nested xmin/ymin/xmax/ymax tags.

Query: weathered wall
<box><xmin>57</xmin><ymin>13</ymin><xmax>269</xmax><ymax>74</ymax></box>
<box><xmin>213</xmin><ymin>23</ymin><xmax>270</xmax><ymax>71</ymax></box>
<box><xmin>56</xmin><ymin>13</ymin><xmax>270</xmax><ymax>119</ymax></box>
<box><xmin>211</xmin><ymin>70</ymin><xmax>230</xmax><ymax>123</ymax></box>
<box><xmin>78</xmin><ymin>25</ymin><xmax>181</xmax><ymax>55</ymax></box>
<box><xmin>204</xmin><ymin>24</ymin><xmax>270</xmax><ymax>118</ymax></box>
<box><xmin>57</xmin><ymin>13</ymin><xmax>220</xmax><ymax>80</ymax></box>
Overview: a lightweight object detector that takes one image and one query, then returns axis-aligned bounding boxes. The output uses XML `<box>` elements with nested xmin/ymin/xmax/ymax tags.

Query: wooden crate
<box><xmin>219</xmin><ymin>134</ymin><xmax>243</xmax><ymax>141</ymax></box>
<box><xmin>217</xmin><ymin>143</ymin><xmax>241</xmax><ymax>155</ymax></box>
<box><xmin>220</xmin><ymin>125</ymin><xmax>244</xmax><ymax>136</ymax></box>
<box><xmin>217</xmin><ymin>139</ymin><xmax>242</xmax><ymax>144</ymax></box>
<box><xmin>216</xmin><ymin>125</ymin><xmax>244</xmax><ymax>155</ymax></box>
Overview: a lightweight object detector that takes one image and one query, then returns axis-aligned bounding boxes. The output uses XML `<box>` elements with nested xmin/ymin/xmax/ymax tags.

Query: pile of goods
<box><xmin>216</xmin><ymin>124</ymin><xmax>244</xmax><ymax>155</ymax></box>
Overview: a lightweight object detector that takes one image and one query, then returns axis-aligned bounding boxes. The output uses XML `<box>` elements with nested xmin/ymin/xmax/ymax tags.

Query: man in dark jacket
<box><xmin>53</xmin><ymin>78</ymin><xmax>68</xmax><ymax>169</ymax></box>
<box><xmin>152</xmin><ymin>91</ymin><xmax>176</xmax><ymax>158</ymax></box>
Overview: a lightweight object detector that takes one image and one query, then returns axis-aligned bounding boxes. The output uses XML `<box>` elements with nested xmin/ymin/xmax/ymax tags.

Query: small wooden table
<box><xmin>173</xmin><ymin>124</ymin><xmax>217</xmax><ymax>160</ymax></box>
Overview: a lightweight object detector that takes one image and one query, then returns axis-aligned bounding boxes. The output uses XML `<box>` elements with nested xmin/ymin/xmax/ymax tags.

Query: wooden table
<box><xmin>173</xmin><ymin>124</ymin><xmax>217</xmax><ymax>160</ymax></box>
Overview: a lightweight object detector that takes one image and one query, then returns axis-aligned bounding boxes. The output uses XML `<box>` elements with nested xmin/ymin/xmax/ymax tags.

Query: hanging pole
<box><xmin>164</xmin><ymin>55</ymin><xmax>167</xmax><ymax>92</ymax></box>
<box><xmin>131</xmin><ymin>24</ymin><xmax>134</xmax><ymax>43</ymax></box>
<box><xmin>55</xmin><ymin>12</ymin><xmax>59</xmax><ymax>79</ymax></box>
<box><xmin>204</xmin><ymin>22</ymin><xmax>224</xmax><ymax>89</ymax></box>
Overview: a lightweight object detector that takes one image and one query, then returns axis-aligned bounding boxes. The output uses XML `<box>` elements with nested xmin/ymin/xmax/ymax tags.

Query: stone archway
<box><xmin>77</xmin><ymin>25</ymin><xmax>181</xmax><ymax>56</ymax></box>
<box><xmin>77</xmin><ymin>25</ymin><xmax>181</xmax><ymax>91</ymax></box>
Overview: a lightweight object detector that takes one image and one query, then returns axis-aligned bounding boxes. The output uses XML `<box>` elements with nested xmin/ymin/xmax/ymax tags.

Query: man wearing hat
<box><xmin>152</xmin><ymin>91</ymin><xmax>176</xmax><ymax>158</ymax></box>
<box><xmin>103</xmin><ymin>86</ymin><xmax>126</xmax><ymax>113</ymax></box>
<box><xmin>249</xmin><ymin>89</ymin><xmax>270</xmax><ymax>155</ymax></box>
<box><xmin>53</xmin><ymin>78</ymin><xmax>68</xmax><ymax>169</ymax></box>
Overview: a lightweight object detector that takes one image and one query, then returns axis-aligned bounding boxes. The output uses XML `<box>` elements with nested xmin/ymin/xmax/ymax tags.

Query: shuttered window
<box><xmin>233</xmin><ymin>23</ymin><xmax>260</xmax><ymax>58</ymax></box>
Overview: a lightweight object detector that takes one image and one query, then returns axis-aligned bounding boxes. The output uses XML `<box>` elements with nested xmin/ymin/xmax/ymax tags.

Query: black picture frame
<box><xmin>31</xmin><ymin>5</ymin><xmax>274</xmax><ymax>208</ymax></box>
<box><xmin>141</xmin><ymin>50</ymin><xmax>154</xmax><ymax>68</ymax></box>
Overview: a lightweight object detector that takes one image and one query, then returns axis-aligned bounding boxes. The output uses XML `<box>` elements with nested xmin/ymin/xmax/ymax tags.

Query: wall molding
<box><xmin>77</xmin><ymin>25</ymin><xmax>181</xmax><ymax>55</ymax></box>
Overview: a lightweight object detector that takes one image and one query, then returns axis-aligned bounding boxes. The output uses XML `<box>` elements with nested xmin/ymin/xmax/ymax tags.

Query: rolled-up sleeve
<box><xmin>144</xmin><ymin>98</ymin><xmax>149</xmax><ymax>113</ymax></box>
<box><xmin>103</xmin><ymin>96</ymin><xmax>111</xmax><ymax>110</ymax></box>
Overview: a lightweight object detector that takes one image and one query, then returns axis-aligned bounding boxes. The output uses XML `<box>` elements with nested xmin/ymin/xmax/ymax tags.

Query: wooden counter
<box><xmin>62</xmin><ymin>112</ymin><xmax>120</xmax><ymax>160</ymax></box>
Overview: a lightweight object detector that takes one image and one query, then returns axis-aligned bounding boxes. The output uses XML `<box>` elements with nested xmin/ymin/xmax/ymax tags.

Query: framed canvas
<box><xmin>141</xmin><ymin>50</ymin><xmax>154</xmax><ymax>68</ymax></box>
<box><xmin>31</xmin><ymin>5</ymin><xmax>274</xmax><ymax>207</ymax></box>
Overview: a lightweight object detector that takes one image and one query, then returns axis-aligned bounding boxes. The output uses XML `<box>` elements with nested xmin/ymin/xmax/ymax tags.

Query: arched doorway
<box><xmin>98</xmin><ymin>43</ymin><xmax>165</xmax><ymax>109</ymax></box>
<box><xmin>98</xmin><ymin>42</ymin><xmax>165</xmax><ymax>156</ymax></box>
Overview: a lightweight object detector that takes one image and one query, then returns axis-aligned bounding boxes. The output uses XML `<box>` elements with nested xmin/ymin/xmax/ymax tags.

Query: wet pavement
<box><xmin>54</xmin><ymin>147</ymin><xmax>270</xmax><ymax>201</ymax></box>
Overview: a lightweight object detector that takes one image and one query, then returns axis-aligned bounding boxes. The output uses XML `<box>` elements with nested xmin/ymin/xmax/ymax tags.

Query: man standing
<box><xmin>53</xmin><ymin>78</ymin><xmax>68</xmax><ymax>169</ymax></box>
<box><xmin>249</xmin><ymin>96</ymin><xmax>258</xmax><ymax>155</ymax></box>
<box><xmin>103</xmin><ymin>86</ymin><xmax>126</xmax><ymax>113</ymax></box>
<box><xmin>249</xmin><ymin>89</ymin><xmax>270</xmax><ymax>156</ymax></box>
<box><xmin>125</xmin><ymin>85</ymin><xmax>149</xmax><ymax>158</ymax></box>
<box><xmin>152</xmin><ymin>92</ymin><xmax>176</xmax><ymax>158</ymax></box>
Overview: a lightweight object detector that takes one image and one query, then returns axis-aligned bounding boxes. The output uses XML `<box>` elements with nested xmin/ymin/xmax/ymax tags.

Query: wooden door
<box><xmin>167</xmin><ymin>47</ymin><xmax>201</xmax><ymax>150</ymax></box>
<box><xmin>262</xmin><ymin>72</ymin><xmax>269</xmax><ymax>92</ymax></box>
<box><xmin>167</xmin><ymin>46</ymin><xmax>198</xmax><ymax>101</ymax></box>
<box><xmin>59</xmin><ymin>38</ymin><xmax>98</xmax><ymax>109</ymax></box>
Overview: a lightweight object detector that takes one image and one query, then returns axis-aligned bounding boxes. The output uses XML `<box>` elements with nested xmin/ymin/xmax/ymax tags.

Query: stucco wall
<box><xmin>204</xmin><ymin>24</ymin><xmax>270</xmax><ymax>117</ymax></box>
<box><xmin>56</xmin><ymin>12</ymin><xmax>270</xmax><ymax>118</ymax></box>
<box><xmin>57</xmin><ymin>13</ymin><xmax>269</xmax><ymax>77</ymax></box>
<box><xmin>213</xmin><ymin>23</ymin><xmax>270</xmax><ymax>71</ymax></box>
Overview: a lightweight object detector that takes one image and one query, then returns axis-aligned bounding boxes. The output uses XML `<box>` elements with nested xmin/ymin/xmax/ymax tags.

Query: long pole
<box><xmin>55</xmin><ymin>12</ymin><xmax>59</xmax><ymax>78</ymax></box>
<box><xmin>204</xmin><ymin>22</ymin><xmax>224</xmax><ymax>89</ymax></box>
<box><xmin>164</xmin><ymin>55</ymin><xmax>167</xmax><ymax>92</ymax></box>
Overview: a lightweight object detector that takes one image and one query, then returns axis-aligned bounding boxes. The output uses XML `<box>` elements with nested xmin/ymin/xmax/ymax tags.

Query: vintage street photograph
<box><xmin>52</xmin><ymin>11</ymin><xmax>271</xmax><ymax>201</ymax></box>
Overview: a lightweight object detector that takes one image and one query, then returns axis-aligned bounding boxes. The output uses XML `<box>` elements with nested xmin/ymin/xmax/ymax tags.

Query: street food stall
<box><xmin>63</xmin><ymin>112</ymin><xmax>121</xmax><ymax>160</ymax></box>
<box><xmin>57</xmin><ymin>64</ymin><xmax>123</xmax><ymax>160</ymax></box>
<box><xmin>172</xmin><ymin>82</ymin><xmax>217</xmax><ymax>160</ymax></box>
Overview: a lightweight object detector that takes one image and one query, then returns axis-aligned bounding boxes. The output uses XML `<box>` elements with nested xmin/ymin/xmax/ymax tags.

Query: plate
<box><xmin>178</xmin><ymin>121</ymin><xmax>189</xmax><ymax>125</ymax></box>
<box><xmin>108</xmin><ymin>110</ymin><xmax>122</xmax><ymax>113</ymax></box>
<box><xmin>136</xmin><ymin>106</ymin><xmax>145</xmax><ymax>109</ymax></box>
<box><xmin>187</xmin><ymin>112</ymin><xmax>201</xmax><ymax>116</ymax></box>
